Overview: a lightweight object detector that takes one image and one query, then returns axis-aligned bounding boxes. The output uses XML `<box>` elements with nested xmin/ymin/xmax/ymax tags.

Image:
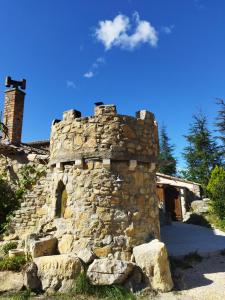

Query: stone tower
<box><xmin>2</xmin><ymin>77</ymin><xmax>26</xmax><ymax>144</ymax></box>
<box><xmin>47</xmin><ymin>104</ymin><xmax>160</xmax><ymax>260</ymax></box>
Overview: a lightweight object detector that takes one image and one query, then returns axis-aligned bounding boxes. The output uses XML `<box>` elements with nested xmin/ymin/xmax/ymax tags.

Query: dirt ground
<box><xmin>140</xmin><ymin>254</ymin><xmax>225</xmax><ymax>300</ymax></box>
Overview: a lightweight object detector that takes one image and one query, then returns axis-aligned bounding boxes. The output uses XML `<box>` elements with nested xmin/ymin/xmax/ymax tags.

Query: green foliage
<box><xmin>215</xmin><ymin>98</ymin><xmax>225</xmax><ymax>151</ymax></box>
<box><xmin>17</xmin><ymin>165</ymin><xmax>46</xmax><ymax>198</ymax></box>
<box><xmin>0</xmin><ymin>291</ymin><xmax>31</xmax><ymax>300</ymax></box>
<box><xmin>182</xmin><ymin>113</ymin><xmax>221</xmax><ymax>189</ymax></box>
<box><xmin>0</xmin><ymin>255</ymin><xmax>27</xmax><ymax>272</ymax></box>
<box><xmin>1</xmin><ymin>242</ymin><xmax>17</xmax><ymax>255</ymax></box>
<box><xmin>72</xmin><ymin>272</ymin><xmax>136</xmax><ymax>300</ymax></box>
<box><xmin>0</xmin><ymin>176</ymin><xmax>19</xmax><ymax>233</ymax></box>
<box><xmin>158</xmin><ymin>125</ymin><xmax>177</xmax><ymax>176</ymax></box>
<box><xmin>207</xmin><ymin>166</ymin><xmax>225</xmax><ymax>221</ymax></box>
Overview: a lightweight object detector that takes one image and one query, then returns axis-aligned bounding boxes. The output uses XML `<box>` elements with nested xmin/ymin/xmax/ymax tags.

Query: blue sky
<box><xmin>0</xmin><ymin>0</ymin><xmax>224</xmax><ymax>168</ymax></box>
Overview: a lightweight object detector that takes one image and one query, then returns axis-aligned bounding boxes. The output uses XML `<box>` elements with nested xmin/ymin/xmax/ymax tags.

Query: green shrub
<box><xmin>1</xmin><ymin>241</ymin><xmax>18</xmax><ymax>255</ymax></box>
<box><xmin>0</xmin><ymin>255</ymin><xmax>27</xmax><ymax>272</ymax></box>
<box><xmin>72</xmin><ymin>272</ymin><xmax>136</xmax><ymax>300</ymax></box>
<box><xmin>0</xmin><ymin>177</ymin><xmax>19</xmax><ymax>233</ymax></box>
<box><xmin>207</xmin><ymin>166</ymin><xmax>225</xmax><ymax>220</ymax></box>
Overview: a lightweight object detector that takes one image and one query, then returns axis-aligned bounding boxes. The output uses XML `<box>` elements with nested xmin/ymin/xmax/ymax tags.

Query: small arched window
<box><xmin>55</xmin><ymin>181</ymin><xmax>68</xmax><ymax>218</ymax></box>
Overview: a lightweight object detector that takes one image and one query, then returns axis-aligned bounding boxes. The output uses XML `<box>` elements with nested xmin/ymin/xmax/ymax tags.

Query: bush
<box><xmin>207</xmin><ymin>166</ymin><xmax>225</xmax><ymax>220</ymax></box>
<box><xmin>72</xmin><ymin>272</ymin><xmax>136</xmax><ymax>300</ymax></box>
<box><xmin>1</xmin><ymin>241</ymin><xmax>18</xmax><ymax>255</ymax></box>
<box><xmin>0</xmin><ymin>255</ymin><xmax>27</xmax><ymax>272</ymax></box>
<box><xmin>0</xmin><ymin>176</ymin><xmax>19</xmax><ymax>233</ymax></box>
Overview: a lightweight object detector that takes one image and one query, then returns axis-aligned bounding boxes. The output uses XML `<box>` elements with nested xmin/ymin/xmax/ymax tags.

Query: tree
<box><xmin>215</xmin><ymin>98</ymin><xmax>225</xmax><ymax>158</ymax></box>
<box><xmin>207</xmin><ymin>166</ymin><xmax>225</xmax><ymax>222</ymax></box>
<box><xmin>182</xmin><ymin>113</ymin><xmax>221</xmax><ymax>189</ymax></box>
<box><xmin>158</xmin><ymin>125</ymin><xmax>177</xmax><ymax>176</ymax></box>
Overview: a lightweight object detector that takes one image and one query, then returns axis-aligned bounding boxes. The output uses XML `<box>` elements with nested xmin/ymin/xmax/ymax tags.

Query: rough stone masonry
<box><xmin>43</xmin><ymin>104</ymin><xmax>160</xmax><ymax>261</ymax></box>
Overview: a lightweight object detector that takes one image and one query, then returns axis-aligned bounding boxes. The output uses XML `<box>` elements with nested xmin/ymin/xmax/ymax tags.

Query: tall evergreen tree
<box><xmin>215</xmin><ymin>98</ymin><xmax>225</xmax><ymax>157</ymax></box>
<box><xmin>158</xmin><ymin>125</ymin><xmax>177</xmax><ymax>176</ymax></box>
<box><xmin>182</xmin><ymin>113</ymin><xmax>221</xmax><ymax>188</ymax></box>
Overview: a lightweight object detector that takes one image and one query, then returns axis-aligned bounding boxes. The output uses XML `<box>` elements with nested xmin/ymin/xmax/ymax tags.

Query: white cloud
<box><xmin>161</xmin><ymin>25</ymin><xmax>174</xmax><ymax>34</ymax></box>
<box><xmin>95</xmin><ymin>12</ymin><xmax>158</xmax><ymax>50</ymax></box>
<box><xmin>84</xmin><ymin>71</ymin><xmax>94</xmax><ymax>78</ymax></box>
<box><xmin>84</xmin><ymin>57</ymin><xmax>105</xmax><ymax>79</ymax></box>
<box><xmin>66</xmin><ymin>80</ymin><xmax>76</xmax><ymax>89</ymax></box>
<box><xmin>92</xmin><ymin>56</ymin><xmax>105</xmax><ymax>69</ymax></box>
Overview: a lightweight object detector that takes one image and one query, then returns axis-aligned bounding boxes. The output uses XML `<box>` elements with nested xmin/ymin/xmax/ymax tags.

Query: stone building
<box><xmin>157</xmin><ymin>173</ymin><xmax>202</xmax><ymax>222</ymax></box>
<box><xmin>0</xmin><ymin>78</ymin><xmax>160</xmax><ymax>261</ymax></box>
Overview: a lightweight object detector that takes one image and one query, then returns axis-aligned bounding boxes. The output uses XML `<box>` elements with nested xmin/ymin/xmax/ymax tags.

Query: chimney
<box><xmin>2</xmin><ymin>76</ymin><xmax>26</xmax><ymax>145</ymax></box>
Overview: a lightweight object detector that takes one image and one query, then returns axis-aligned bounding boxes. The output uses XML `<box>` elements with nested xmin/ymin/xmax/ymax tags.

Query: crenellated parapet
<box><xmin>49</xmin><ymin>104</ymin><xmax>159</xmax><ymax>168</ymax></box>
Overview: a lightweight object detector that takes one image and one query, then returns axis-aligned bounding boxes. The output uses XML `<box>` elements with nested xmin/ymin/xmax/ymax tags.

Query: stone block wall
<box><xmin>0</xmin><ymin>148</ymin><xmax>49</xmax><ymax>238</ymax></box>
<box><xmin>45</xmin><ymin>105</ymin><xmax>160</xmax><ymax>260</ymax></box>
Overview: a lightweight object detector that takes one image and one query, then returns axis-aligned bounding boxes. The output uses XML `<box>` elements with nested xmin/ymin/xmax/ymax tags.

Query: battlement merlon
<box><xmin>61</xmin><ymin>104</ymin><xmax>156</xmax><ymax>122</ymax></box>
<box><xmin>49</xmin><ymin>104</ymin><xmax>159</xmax><ymax>166</ymax></box>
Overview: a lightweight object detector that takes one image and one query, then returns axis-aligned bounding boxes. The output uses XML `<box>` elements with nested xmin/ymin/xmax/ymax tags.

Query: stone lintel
<box><xmin>75</xmin><ymin>159</ymin><xmax>83</xmax><ymax>169</ymax></box>
<box><xmin>102</xmin><ymin>159</ymin><xmax>111</xmax><ymax>169</ymax></box>
<box><xmin>129</xmin><ymin>160</ymin><xmax>137</xmax><ymax>171</ymax></box>
<box><xmin>56</xmin><ymin>162</ymin><xmax>63</xmax><ymax>171</ymax></box>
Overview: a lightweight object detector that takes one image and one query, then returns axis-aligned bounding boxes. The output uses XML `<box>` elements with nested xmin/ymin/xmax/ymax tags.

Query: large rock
<box><xmin>26</xmin><ymin>235</ymin><xmax>58</xmax><ymax>258</ymax></box>
<box><xmin>0</xmin><ymin>271</ymin><xmax>24</xmax><ymax>292</ymax></box>
<box><xmin>87</xmin><ymin>258</ymin><xmax>134</xmax><ymax>285</ymax></box>
<box><xmin>58</xmin><ymin>234</ymin><xmax>74</xmax><ymax>254</ymax></box>
<box><xmin>76</xmin><ymin>248</ymin><xmax>96</xmax><ymax>264</ymax></box>
<box><xmin>33</xmin><ymin>254</ymin><xmax>83</xmax><ymax>292</ymax></box>
<box><xmin>191</xmin><ymin>200</ymin><xmax>209</xmax><ymax>215</ymax></box>
<box><xmin>133</xmin><ymin>239</ymin><xmax>173</xmax><ymax>292</ymax></box>
<box><xmin>23</xmin><ymin>262</ymin><xmax>42</xmax><ymax>292</ymax></box>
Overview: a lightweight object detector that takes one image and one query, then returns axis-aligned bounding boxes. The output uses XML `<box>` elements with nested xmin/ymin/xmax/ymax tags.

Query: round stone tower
<box><xmin>48</xmin><ymin>104</ymin><xmax>160</xmax><ymax>260</ymax></box>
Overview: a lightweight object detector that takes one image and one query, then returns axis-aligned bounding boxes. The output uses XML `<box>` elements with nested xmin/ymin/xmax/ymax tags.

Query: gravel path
<box><xmin>161</xmin><ymin>222</ymin><xmax>225</xmax><ymax>256</ymax></box>
<box><xmin>140</xmin><ymin>254</ymin><xmax>225</xmax><ymax>300</ymax></box>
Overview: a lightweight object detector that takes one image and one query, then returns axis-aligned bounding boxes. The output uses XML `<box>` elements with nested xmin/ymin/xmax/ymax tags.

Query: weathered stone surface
<box><xmin>28</xmin><ymin>236</ymin><xmax>58</xmax><ymax>258</ymax></box>
<box><xmin>0</xmin><ymin>271</ymin><xmax>24</xmax><ymax>292</ymax></box>
<box><xmin>9</xmin><ymin>249</ymin><xmax>25</xmax><ymax>258</ymax></box>
<box><xmin>23</xmin><ymin>262</ymin><xmax>42</xmax><ymax>292</ymax></box>
<box><xmin>133</xmin><ymin>239</ymin><xmax>173</xmax><ymax>292</ymax></box>
<box><xmin>34</xmin><ymin>254</ymin><xmax>83</xmax><ymax>292</ymax></box>
<box><xmin>191</xmin><ymin>200</ymin><xmax>209</xmax><ymax>215</ymax></box>
<box><xmin>87</xmin><ymin>258</ymin><xmax>134</xmax><ymax>285</ymax></box>
<box><xmin>58</xmin><ymin>234</ymin><xmax>74</xmax><ymax>254</ymax></box>
<box><xmin>77</xmin><ymin>248</ymin><xmax>96</xmax><ymax>264</ymax></box>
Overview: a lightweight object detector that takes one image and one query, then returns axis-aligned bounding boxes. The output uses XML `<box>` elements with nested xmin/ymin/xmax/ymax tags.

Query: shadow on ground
<box><xmin>172</xmin><ymin>254</ymin><xmax>225</xmax><ymax>290</ymax></box>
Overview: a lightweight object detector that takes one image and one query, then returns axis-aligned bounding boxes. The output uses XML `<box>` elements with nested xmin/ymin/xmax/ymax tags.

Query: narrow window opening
<box><xmin>55</xmin><ymin>181</ymin><xmax>68</xmax><ymax>218</ymax></box>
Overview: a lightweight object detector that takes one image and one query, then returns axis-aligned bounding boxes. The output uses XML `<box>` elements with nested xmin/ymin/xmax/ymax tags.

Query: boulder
<box><xmin>26</xmin><ymin>235</ymin><xmax>58</xmax><ymax>258</ymax></box>
<box><xmin>9</xmin><ymin>249</ymin><xmax>25</xmax><ymax>258</ymax></box>
<box><xmin>58</xmin><ymin>234</ymin><xmax>74</xmax><ymax>254</ymax></box>
<box><xmin>191</xmin><ymin>200</ymin><xmax>209</xmax><ymax>215</ymax></box>
<box><xmin>34</xmin><ymin>254</ymin><xmax>83</xmax><ymax>292</ymax></box>
<box><xmin>76</xmin><ymin>248</ymin><xmax>96</xmax><ymax>264</ymax></box>
<box><xmin>0</xmin><ymin>271</ymin><xmax>23</xmax><ymax>292</ymax></box>
<box><xmin>23</xmin><ymin>262</ymin><xmax>42</xmax><ymax>292</ymax></box>
<box><xmin>133</xmin><ymin>239</ymin><xmax>173</xmax><ymax>292</ymax></box>
<box><xmin>87</xmin><ymin>258</ymin><xmax>134</xmax><ymax>285</ymax></box>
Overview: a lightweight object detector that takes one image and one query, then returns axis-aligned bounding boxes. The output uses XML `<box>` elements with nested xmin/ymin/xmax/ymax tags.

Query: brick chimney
<box><xmin>2</xmin><ymin>77</ymin><xmax>26</xmax><ymax>145</ymax></box>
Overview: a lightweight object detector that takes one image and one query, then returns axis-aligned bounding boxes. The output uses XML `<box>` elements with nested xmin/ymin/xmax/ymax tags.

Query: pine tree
<box><xmin>182</xmin><ymin>113</ymin><xmax>221</xmax><ymax>188</ymax></box>
<box><xmin>158</xmin><ymin>125</ymin><xmax>176</xmax><ymax>176</ymax></box>
<box><xmin>215</xmin><ymin>98</ymin><xmax>225</xmax><ymax>157</ymax></box>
